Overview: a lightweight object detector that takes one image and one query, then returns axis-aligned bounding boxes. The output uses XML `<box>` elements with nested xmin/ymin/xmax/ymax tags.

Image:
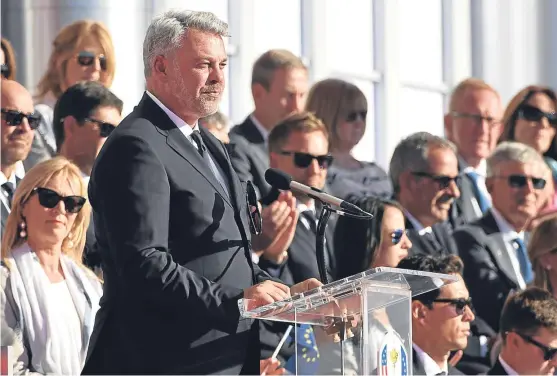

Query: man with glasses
<box><xmin>454</xmin><ymin>142</ymin><xmax>547</xmax><ymax>333</ymax></box>
<box><xmin>397</xmin><ymin>255</ymin><xmax>474</xmax><ymax>376</ymax></box>
<box><xmin>489</xmin><ymin>287</ymin><xmax>557</xmax><ymax>375</ymax></box>
<box><xmin>1</xmin><ymin>80</ymin><xmax>37</xmax><ymax>234</ymax></box>
<box><xmin>444</xmin><ymin>78</ymin><xmax>504</xmax><ymax>226</ymax></box>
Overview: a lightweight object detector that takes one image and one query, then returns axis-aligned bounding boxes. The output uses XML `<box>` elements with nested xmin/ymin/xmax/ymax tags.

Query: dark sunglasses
<box><xmin>1</xmin><ymin>109</ymin><xmax>41</xmax><ymax>130</ymax></box>
<box><xmin>390</xmin><ymin>229</ymin><xmax>408</xmax><ymax>245</ymax></box>
<box><xmin>245</xmin><ymin>181</ymin><xmax>262</xmax><ymax>235</ymax></box>
<box><xmin>451</xmin><ymin>112</ymin><xmax>502</xmax><ymax>127</ymax></box>
<box><xmin>346</xmin><ymin>110</ymin><xmax>367</xmax><ymax>122</ymax></box>
<box><xmin>494</xmin><ymin>174</ymin><xmax>547</xmax><ymax>190</ymax></box>
<box><xmin>518</xmin><ymin>104</ymin><xmax>557</xmax><ymax>127</ymax></box>
<box><xmin>84</xmin><ymin>117</ymin><xmax>116</xmax><ymax>137</ymax></box>
<box><xmin>433</xmin><ymin>297</ymin><xmax>473</xmax><ymax>315</ymax></box>
<box><xmin>76</xmin><ymin>51</ymin><xmax>107</xmax><ymax>71</ymax></box>
<box><xmin>412</xmin><ymin>171</ymin><xmax>462</xmax><ymax>189</ymax></box>
<box><xmin>514</xmin><ymin>332</ymin><xmax>557</xmax><ymax>361</ymax></box>
<box><xmin>279</xmin><ymin>151</ymin><xmax>333</xmax><ymax>169</ymax></box>
<box><xmin>32</xmin><ymin>187</ymin><xmax>86</xmax><ymax>214</ymax></box>
<box><xmin>1</xmin><ymin>64</ymin><xmax>10</xmax><ymax>78</ymax></box>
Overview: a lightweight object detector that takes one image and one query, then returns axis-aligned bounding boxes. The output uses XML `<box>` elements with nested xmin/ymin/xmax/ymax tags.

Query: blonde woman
<box><xmin>25</xmin><ymin>20</ymin><xmax>116</xmax><ymax>169</ymax></box>
<box><xmin>305</xmin><ymin>79</ymin><xmax>392</xmax><ymax>200</ymax></box>
<box><xmin>0</xmin><ymin>157</ymin><xmax>102</xmax><ymax>375</ymax></box>
<box><xmin>529</xmin><ymin>213</ymin><xmax>557</xmax><ymax>297</ymax></box>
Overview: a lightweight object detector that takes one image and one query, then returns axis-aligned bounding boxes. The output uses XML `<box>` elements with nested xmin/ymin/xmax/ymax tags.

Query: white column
<box><xmin>442</xmin><ymin>0</ymin><xmax>472</xmax><ymax>89</ymax></box>
<box><xmin>300</xmin><ymin>0</ymin><xmax>328</xmax><ymax>83</ymax></box>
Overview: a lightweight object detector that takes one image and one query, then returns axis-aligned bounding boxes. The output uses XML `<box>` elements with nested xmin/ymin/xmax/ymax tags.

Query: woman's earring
<box><xmin>66</xmin><ymin>233</ymin><xmax>74</xmax><ymax>248</ymax></box>
<box><xmin>19</xmin><ymin>221</ymin><xmax>27</xmax><ymax>239</ymax></box>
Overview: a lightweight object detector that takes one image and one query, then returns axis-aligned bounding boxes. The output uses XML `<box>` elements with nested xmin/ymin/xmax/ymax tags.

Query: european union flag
<box><xmin>285</xmin><ymin>324</ymin><xmax>319</xmax><ymax>375</ymax></box>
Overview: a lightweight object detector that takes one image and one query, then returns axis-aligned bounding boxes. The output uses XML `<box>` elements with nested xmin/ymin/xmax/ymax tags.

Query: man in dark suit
<box><xmin>444</xmin><ymin>78</ymin><xmax>504</xmax><ymax>228</ymax></box>
<box><xmin>229</xmin><ymin>49</ymin><xmax>308</xmax><ymax>201</ymax></box>
<box><xmin>453</xmin><ymin>142</ymin><xmax>547</xmax><ymax>333</ymax></box>
<box><xmin>389</xmin><ymin>132</ymin><xmax>460</xmax><ymax>257</ymax></box>
<box><xmin>82</xmin><ymin>10</ymin><xmax>318</xmax><ymax>375</ymax></box>
<box><xmin>52</xmin><ymin>81</ymin><xmax>123</xmax><ymax>272</ymax></box>
<box><xmin>1</xmin><ymin>80</ymin><xmax>36</xmax><ymax>234</ymax></box>
<box><xmin>489</xmin><ymin>287</ymin><xmax>557</xmax><ymax>375</ymax></box>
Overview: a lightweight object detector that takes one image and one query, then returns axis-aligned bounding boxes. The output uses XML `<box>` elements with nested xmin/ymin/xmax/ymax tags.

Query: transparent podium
<box><xmin>242</xmin><ymin>267</ymin><xmax>457</xmax><ymax>375</ymax></box>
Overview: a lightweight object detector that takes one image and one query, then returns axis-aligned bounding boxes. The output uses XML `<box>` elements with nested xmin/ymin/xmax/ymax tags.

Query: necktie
<box><xmin>2</xmin><ymin>181</ymin><xmax>15</xmax><ymax>208</ymax></box>
<box><xmin>190</xmin><ymin>130</ymin><xmax>229</xmax><ymax>198</ymax></box>
<box><xmin>301</xmin><ymin>210</ymin><xmax>317</xmax><ymax>233</ymax></box>
<box><xmin>513</xmin><ymin>237</ymin><xmax>533</xmax><ymax>284</ymax></box>
<box><xmin>465</xmin><ymin>171</ymin><xmax>491</xmax><ymax>214</ymax></box>
<box><xmin>423</xmin><ymin>231</ymin><xmax>443</xmax><ymax>255</ymax></box>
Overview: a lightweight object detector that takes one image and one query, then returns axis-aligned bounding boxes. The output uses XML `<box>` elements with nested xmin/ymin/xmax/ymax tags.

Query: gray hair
<box><xmin>486</xmin><ymin>141</ymin><xmax>546</xmax><ymax>177</ymax></box>
<box><xmin>143</xmin><ymin>9</ymin><xmax>229</xmax><ymax>77</ymax></box>
<box><xmin>389</xmin><ymin>132</ymin><xmax>457</xmax><ymax>194</ymax></box>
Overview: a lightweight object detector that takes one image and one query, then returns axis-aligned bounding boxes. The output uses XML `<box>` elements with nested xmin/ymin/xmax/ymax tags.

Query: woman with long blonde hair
<box><xmin>0</xmin><ymin>157</ymin><xmax>102</xmax><ymax>375</ymax></box>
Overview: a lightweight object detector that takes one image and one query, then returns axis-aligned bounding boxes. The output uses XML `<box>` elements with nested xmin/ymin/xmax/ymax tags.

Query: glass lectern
<box><xmin>241</xmin><ymin>267</ymin><xmax>458</xmax><ymax>375</ymax></box>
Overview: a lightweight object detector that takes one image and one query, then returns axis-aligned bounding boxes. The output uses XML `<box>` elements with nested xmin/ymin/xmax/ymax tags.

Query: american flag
<box><xmin>380</xmin><ymin>345</ymin><xmax>388</xmax><ymax>376</ymax></box>
<box><xmin>400</xmin><ymin>345</ymin><xmax>408</xmax><ymax>376</ymax></box>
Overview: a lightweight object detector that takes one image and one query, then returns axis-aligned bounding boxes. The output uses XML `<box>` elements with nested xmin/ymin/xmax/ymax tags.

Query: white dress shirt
<box><xmin>0</xmin><ymin>162</ymin><xmax>25</xmax><ymax>213</ymax></box>
<box><xmin>498</xmin><ymin>355</ymin><xmax>519</xmax><ymax>375</ymax></box>
<box><xmin>146</xmin><ymin>91</ymin><xmax>230</xmax><ymax>195</ymax></box>
<box><xmin>297</xmin><ymin>200</ymin><xmax>316</xmax><ymax>231</ymax></box>
<box><xmin>413</xmin><ymin>343</ymin><xmax>448</xmax><ymax>375</ymax></box>
<box><xmin>460</xmin><ymin>157</ymin><xmax>492</xmax><ymax>216</ymax></box>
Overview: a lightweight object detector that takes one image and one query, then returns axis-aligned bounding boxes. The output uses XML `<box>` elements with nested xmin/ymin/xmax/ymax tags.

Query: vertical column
<box><xmin>300</xmin><ymin>0</ymin><xmax>328</xmax><ymax>83</ymax></box>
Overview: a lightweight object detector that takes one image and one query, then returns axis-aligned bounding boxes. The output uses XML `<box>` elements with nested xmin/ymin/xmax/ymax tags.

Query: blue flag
<box><xmin>285</xmin><ymin>324</ymin><xmax>319</xmax><ymax>375</ymax></box>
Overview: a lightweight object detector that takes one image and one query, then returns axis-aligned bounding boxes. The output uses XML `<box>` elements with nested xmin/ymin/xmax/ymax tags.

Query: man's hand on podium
<box><xmin>290</xmin><ymin>278</ymin><xmax>323</xmax><ymax>296</ymax></box>
<box><xmin>244</xmin><ymin>280</ymin><xmax>291</xmax><ymax>307</ymax></box>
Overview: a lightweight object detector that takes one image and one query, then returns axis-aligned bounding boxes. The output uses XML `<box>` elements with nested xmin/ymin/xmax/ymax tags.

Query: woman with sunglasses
<box><xmin>25</xmin><ymin>20</ymin><xmax>116</xmax><ymax>170</ymax></box>
<box><xmin>305</xmin><ymin>79</ymin><xmax>393</xmax><ymax>201</ymax></box>
<box><xmin>1</xmin><ymin>37</ymin><xmax>17</xmax><ymax>81</ymax></box>
<box><xmin>0</xmin><ymin>157</ymin><xmax>102</xmax><ymax>375</ymax></box>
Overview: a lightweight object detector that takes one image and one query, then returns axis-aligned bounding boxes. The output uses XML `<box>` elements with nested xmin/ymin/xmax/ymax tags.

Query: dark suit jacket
<box><xmin>229</xmin><ymin>116</ymin><xmax>272</xmax><ymax>201</ymax></box>
<box><xmin>450</xmin><ymin>159</ymin><xmax>484</xmax><ymax>229</ymax></box>
<box><xmin>405</xmin><ymin>219</ymin><xmax>458</xmax><ymax>257</ymax></box>
<box><xmin>487</xmin><ymin>358</ymin><xmax>508</xmax><ymax>375</ymax></box>
<box><xmin>452</xmin><ymin>211</ymin><xmax>521</xmax><ymax>332</ymax></box>
<box><xmin>412</xmin><ymin>349</ymin><xmax>464</xmax><ymax>375</ymax></box>
<box><xmin>82</xmin><ymin>93</ymin><xmax>272</xmax><ymax>375</ymax></box>
<box><xmin>82</xmin><ymin>214</ymin><xmax>102</xmax><ymax>272</ymax></box>
<box><xmin>1</xmin><ymin>176</ymin><xmax>21</xmax><ymax>235</ymax></box>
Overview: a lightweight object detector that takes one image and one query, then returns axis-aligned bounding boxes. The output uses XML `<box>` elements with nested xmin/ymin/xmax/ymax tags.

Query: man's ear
<box><xmin>251</xmin><ymin>83</ymin><xmax>267</xmax><ymax>103</ymax></box>
<box><xmin>411</xmin><ymin>300</ymin><xmax>428</xmax><ymax>323</ymax></box>
<box><xmin>399</xmin><ymin>170</ymin><xmax>414</xmax><ymax>193</ymax></box>
<box><xmin>63</xmin><ymin>116</ymin><xmax>79</xmax><ymax>139</ymax></box>
<box><xmin>153</xmin><ymin>55</ymin><xmax>169</xmax><ymax>79</ymax></box>
<box><xmin>485</xmin><ymin>177</ymin><xmax>494</xmax><ymax>195</ymax></box>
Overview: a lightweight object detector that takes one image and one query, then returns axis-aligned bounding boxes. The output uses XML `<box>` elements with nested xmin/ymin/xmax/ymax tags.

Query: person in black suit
<box><xmin>229</xmin><ymin>49</ymin><xmax>308</xmax><ymax>201</ymax></box>
<box><xmin>1</xmin><ymin>81</ymin><xmax>36</xmax><ymax>235</ymax></box>
<box><xmin>52</xmin><ymin>81</ymin><xmax>123</xmax><ymax>273</ymax></box>
<box><xmin>453</xmin><ymin>142</ymin><xmax>548</xmax><ymax>333</ymax></box>
<box><xmin>443</xmin><ymin>78</ymin><xmax>504</xmax><ymax>228</ymax></box>
<box><xmin>81</xmin><ymin>10</ymin><xmax>319</xmax><ymax>375</ymax></box>
<box><xmin>488</xmin><ymin>287</ymin><xmax>557</xmax><ymax>375</ymax></box>
<box><xmin>389</xmin><ymin>132</ymin><xmax>460</xmax><ymax>257</ymax></box>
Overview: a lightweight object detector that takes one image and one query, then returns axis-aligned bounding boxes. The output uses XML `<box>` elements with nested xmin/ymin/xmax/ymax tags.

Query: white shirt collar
<box><xmin>498</xmin><ymin>355</ymin><xmax>518</xmax><ymax>375</ymax></box>
<box><xmin>413</xmin><ymin>343</ymin><xmax>448</xmax><ymax>375</ymax></box>
<box><xmin>404</xmin><ymin>210</ymin><xmax>427</xmax><ymax>232</ymax></box>
<box><xmin>249</xmin><ymin>114</ymin><xmax>270</xmax><ymax>142</ymax></box>
<box><xmin>0</xmin><ymin>161</ymin><xmax>25</xmax><ymax>186</ymax></box>
<box><xmin>460</xmin><ymin>156</ymin><xmax>487</xmax><ymax>176</ymax></box>
<box><xmin>491</xmin><ymin>207</ymin><xmax>523</xmax><ymax>240</ymax></box>
<box><xmin>146</xmin><ymin>91</ymin><xmax>199</xmax><ymax>134</ymax></box>
<box><xmin>297</xmin><ymin>200</ymin><xmax>315</xmax><ymax>214</ymax></box>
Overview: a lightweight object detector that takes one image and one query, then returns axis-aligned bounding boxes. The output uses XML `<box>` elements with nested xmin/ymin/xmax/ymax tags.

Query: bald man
<box><xmin>1</xmin><ymin>80</ymin><xmax>38</xmax><ymax>232</ymax></box>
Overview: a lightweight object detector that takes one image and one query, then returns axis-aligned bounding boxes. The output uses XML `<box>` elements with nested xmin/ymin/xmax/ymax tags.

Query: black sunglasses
<box><xmin>1</xmin><ymin>109</ymin><xmax>41</xmax><ymax>130</ymax></box>
<box><xmin>346</xmin><ymin>110</ymin><xmax>367</xmax><ymax>122</ymax></box>
<box><xmin>432</xmin><ymin>297</ymin><xmax>473</xmax><ymax>315</ymax></box>
<box><xmin>412</xmin><ymin>171</ymin><xmax>462</xmax><ymax>189</ymax></box>
<box><xmin>279</xmin><ymin>151</ymin><xmax>333</xmax><ymax>169</ymax></box>
<box><xmin>76</xmin><ymin>51</ymin><xmax>107</xmax><ymax>71</ymax></box>
<box><xmin>494</xmin><ymin>174</ymin><xmax>547</xmax><ymax>190</ymax></box>
<box><xmin>246</xmin><ymin>181</ymin><xmax>262</xmax><ymax>235</ymax></box>
<box><xmin>514</xmin><ymin>332</ymin><xmax>557</xmax><ymax>361</ymax></box>
<box><xmin>451</xmin><ymin>112</ymin><xmax>502</xmax><ymax>127</ymax></box>
<box><xmin>84</xmin><ymin>117</ymin><xmax>116</xmax><ymax>137</ymax></box>
<box><xmin>1</xmin><ymin>64</ymin><xmax>10</xmax><ymax>78</ymax></box>
<box><xmin>390</xmin><ymin>229</ymin><xmax>408</xmax><ymax>245</ymax></box>
<box><xmin>518</xmin><ymin>104</ymin><xmax>557</xmax><ymax>127</ymax></box>
<box><xmin>32</xmin><ymin>187</ymin><xmax>86</xmax><ymax>214</ymax></box>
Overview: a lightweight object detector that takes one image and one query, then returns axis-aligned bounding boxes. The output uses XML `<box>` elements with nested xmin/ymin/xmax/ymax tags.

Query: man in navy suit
<box><xmin>82</xmin><ymin>10</ymin><xmax>318</xmax><ymax>375</ymax></box>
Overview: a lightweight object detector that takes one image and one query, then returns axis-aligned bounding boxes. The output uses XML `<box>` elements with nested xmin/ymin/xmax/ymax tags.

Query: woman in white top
<box><xmin>0</xmin><ymin>156</ymin><xmax>102</xmax><ymax>375</ymax></box>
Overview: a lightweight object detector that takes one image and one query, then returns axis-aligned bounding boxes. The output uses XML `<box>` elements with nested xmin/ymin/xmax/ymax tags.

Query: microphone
<box><xmin>264</xmin><ymin>168</ymin><xmax>371</xmax><ymax>217</ymax></box>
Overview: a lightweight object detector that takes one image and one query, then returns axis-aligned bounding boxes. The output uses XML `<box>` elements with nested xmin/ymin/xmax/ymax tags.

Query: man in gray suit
<box><xmin>453</xmin><ymin>142</ymin><xmax>547</xmax><ymax>332</ymax></box>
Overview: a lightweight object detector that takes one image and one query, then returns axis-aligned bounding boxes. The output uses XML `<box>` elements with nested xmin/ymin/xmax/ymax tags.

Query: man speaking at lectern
<box><xmin>82</xmin><ymin>10</ymin><xmax>318</xmax><ymax>375</ymax></box>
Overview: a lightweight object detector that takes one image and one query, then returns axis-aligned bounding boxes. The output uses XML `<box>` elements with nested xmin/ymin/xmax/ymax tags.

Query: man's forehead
<box><xmin>1</xmin><ymin>93</ymin><xmax>34</xmax><ymax>113</ymax></box>
<box><xmin>439</xmin><ymin>277</ymin><xmax>468</xmax><ymax>298</ymax></box>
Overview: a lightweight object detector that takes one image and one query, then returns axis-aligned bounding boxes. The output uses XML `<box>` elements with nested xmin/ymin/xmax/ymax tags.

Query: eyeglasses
<box><xmin>346</xmin><ymin>110</ymin><xmax>367</xmax><ymax>122</ymax></box>
<box><xmin>245</xmin><ymin>181</ymin><xmax>262</xmax><ymax>235</ymax></box>
<box><xmin>279</xmin><ymin>151</ymin><xmax>333</xmax><ymax>169</ymax></box>
<box><xmin>432</xmin><ymin>297</ymin><xmax>473</xmax><ymax>315</ymax></box>
<box><xmin>451</xmin><ymin>112</ymin><xmax>502</xmax><ymax>127</ymax></box>
<box><xmin>32</xmin><ymin>187</ymin><xmax>86</xmax><ymax>214</ymax></box>
<box><xmin>84</xmin><ymin>117</ymin><xmax>117</xmax><ymax>137</ymax></box>
<box><xmin>1</xmin><ymin>109</ymin><xmax>41</xmax><ymax>130</ymax></box>
<box><xmin>493</xmin><ymin>174</ymin><xmax>547</xmax><ymax>190</ymax></box>
<box><xmin>514</xmin><ymin>332</ymin><xmax>557</xmax><ymax>361</ymax></box>
<box><xmin>412</xmin><ymin>171</ymin><xmax>462</xmax><ymax>189</ymax></box>
<box><xmin>518</xmin><ymin>104</ymin><xmax>557</xmax><ymax>127</ymax></box>
<box><xmin>1</xmin><ymin>64</ymin><xmax>10</xmax><ymax>79</ymax></box>
<box><xmin>390</xmin><ymin>229</ymin><xmax>408</xmax><ymax>245</ymax></box>
<box><xmin>76</xmin><ymin>51</ymin><xmax>107</xmax><ymax>71</ymax></box>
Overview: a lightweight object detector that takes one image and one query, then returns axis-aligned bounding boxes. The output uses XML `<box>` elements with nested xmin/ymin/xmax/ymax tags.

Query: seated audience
<box><xmin>453</xmin><ymin>141</ymin><xmax>547</xmax><ymax>332</ymax></box>
<box><xmin>0</xmin><ymin>157</ymin><xmax>102</xmax><ymax>374</ymax></box>
<box><xmin>529</xmin><ymin>213</ymin><xmax>557</xmax><ymax>299</ymax></box>
<box><xmin>199</xmin><ymin>111</ymin><xmax>230</xmax><ymax>144</ymax></box>
<box><xmin>489</xmin><ymin>287</ymin><xmax>557</xmax><ymax>375</ymax></box>
<box><xmin>305</xmin><ymin>78</ymin><xmax>392</xmax><ymax>200</ymax></box>
<box><xmin>1</xmin><ymin>38</ymin><xmax>17</xmax><ymax>80</ymax></box>
<box><xmin>389</xmin><ymin>132</ymin><xmax>459</xmax><ymax>257</ymax></box>
<box><xmin>27</xmin><ymin>20</ymin><xmax>116</xmax><ymax>169</ymax></box>
<box><xmin>398</xmin><ymin>255</ymin><xmax>474</xmax><ymax>376</ymax></box>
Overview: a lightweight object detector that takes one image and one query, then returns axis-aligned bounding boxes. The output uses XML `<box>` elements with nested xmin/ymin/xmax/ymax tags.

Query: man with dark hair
<box><xmin>397</xmin><ymin>255</ymin><xmax>473</xmax><ymax>375</ymax></box>
<box><xmin>489</xmin><ymin>287</ymin><xmax>557</xmax><ymax>375</ymax></box>
<box><xmin>54</xmin><ymin>81</ymin><xmax>123</xmax><ymax>182</ymax></box>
